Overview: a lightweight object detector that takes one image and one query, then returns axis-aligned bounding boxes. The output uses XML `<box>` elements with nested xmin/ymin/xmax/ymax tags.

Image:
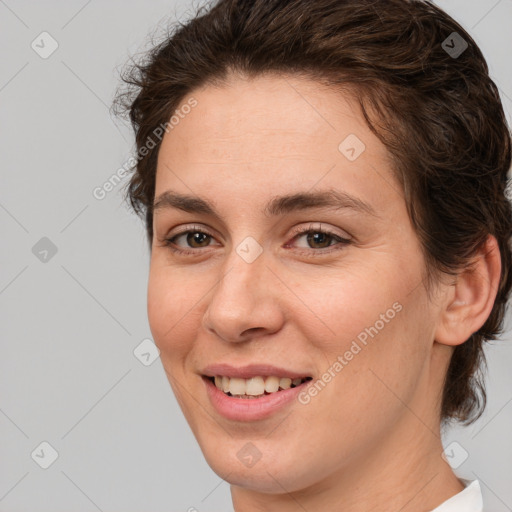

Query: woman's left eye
<box><xmin>161</xmin><ymin>224</ymin><xmax>351</xmax><ymax>256</ymax></box>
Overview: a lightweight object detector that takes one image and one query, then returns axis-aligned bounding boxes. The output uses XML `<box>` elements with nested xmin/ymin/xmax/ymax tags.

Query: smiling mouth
<box><xmin>205</xmin><ymin>375</ymin><xmax>313</xmax><ymax>399</ymax></box>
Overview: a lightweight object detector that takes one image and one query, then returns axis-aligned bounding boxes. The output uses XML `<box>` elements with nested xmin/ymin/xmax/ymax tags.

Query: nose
<box><xmin>202</xmin><ymin>245</ymin><xmax>285</xmax><ymax>343</ymax></box>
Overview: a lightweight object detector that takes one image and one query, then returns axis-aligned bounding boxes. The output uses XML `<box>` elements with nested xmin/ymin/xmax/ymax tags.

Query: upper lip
<box><xmin>201</xmin><ymin>363</ymin><xmax>312</xmax><ymax>380</ymax></box>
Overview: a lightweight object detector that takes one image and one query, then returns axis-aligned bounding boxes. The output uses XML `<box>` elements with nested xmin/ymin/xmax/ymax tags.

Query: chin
<box><xmin>198</xmin><ymin>436</ymin><xmax>316</xmax><ymax>494</ymax></box>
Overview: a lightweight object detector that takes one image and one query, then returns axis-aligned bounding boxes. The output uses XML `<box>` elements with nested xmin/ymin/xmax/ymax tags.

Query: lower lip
<box><xmin>203</xmin><ymin>376</ymin><xmax>310</xmax><ymax>422</ymax></box>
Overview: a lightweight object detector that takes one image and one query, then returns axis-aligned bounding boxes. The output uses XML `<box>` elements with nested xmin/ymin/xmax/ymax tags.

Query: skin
<box><xmin>147</xmin><ymin>72</ymin><xmax>501</xmax><ymax>511</ymax></box>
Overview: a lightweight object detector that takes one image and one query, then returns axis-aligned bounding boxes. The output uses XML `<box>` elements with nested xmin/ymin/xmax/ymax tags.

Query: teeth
<box><xmin>246</xmin><ymin>376</ymin><xmax>265</xmax><ymax>396</ymax></box>
<box><xmin>229</xmin><ymin>378</ymin><xmax>246</xmax><ymax>396</ymax></box>
<box><xmin>211</xmin><ymin>375</ymin><xmax>310</xmax><ymax>397</ymax></box>
<box><xmin>221</xmin><ymin>376</ymin><xmax>230</xmax><ymax>393</ymax></box>
<box><xmin>264</xmin><ymin>376</ymin><xmax>280</xmax><ymax>393</ymax></box>
<box><xmin>279</xmin><ymin>377</ymin><xmax>292</xmax><ymax>390</ymax></box>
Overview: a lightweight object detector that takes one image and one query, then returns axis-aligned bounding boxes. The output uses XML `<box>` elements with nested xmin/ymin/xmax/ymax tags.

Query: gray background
<box><xmin>0</xmin><ymin>1</ymin><xmax>511</xmax><ymax>511</ymax></box>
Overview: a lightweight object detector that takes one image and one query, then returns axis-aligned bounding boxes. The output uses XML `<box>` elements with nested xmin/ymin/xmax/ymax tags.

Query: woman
<box><xmin>115</xmin><ymin>0</ymin><xmax>511</xmax><ymax>509</ymax></box>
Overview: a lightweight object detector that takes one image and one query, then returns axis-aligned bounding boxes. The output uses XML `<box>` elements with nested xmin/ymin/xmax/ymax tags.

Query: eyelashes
<box><xmin>160</xmin><ymin>224</ymin><xmax>352</xmax><ymax>257</ymax></box>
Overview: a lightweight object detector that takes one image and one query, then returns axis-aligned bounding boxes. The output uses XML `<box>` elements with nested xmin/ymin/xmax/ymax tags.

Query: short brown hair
<box><xmin>114</xmin><ymin>0</ymin><xmax>512</xmax><ymax>426</ymax></box>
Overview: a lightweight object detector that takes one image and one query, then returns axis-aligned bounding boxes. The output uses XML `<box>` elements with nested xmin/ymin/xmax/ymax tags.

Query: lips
<box><xmin>200</xmin><ymin>363</ymin><xmax>314</xmax><ymax>421</ymax></box>
<box><xmin>202</xmin><ymin>374</ymin><xmax>312</xmax><ymax>421</ymax></box>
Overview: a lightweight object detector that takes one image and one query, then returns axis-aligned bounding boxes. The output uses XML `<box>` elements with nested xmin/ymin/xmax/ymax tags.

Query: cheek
<box><xmin>147</xmin><ymin>263</ymin><xmax>204</xmax><ymax>355</ymax></box>
<box><xmin>334</xmin><ymin>298</ymin><xmax>430</xmax><ymax>413</ymax></box>
<box><xmin>294</xmin><ymin>264</ymin><xmax>401</xmax><ymax>351</ymax></box>
<box><xmin>297</xmin><ymin>263</ymin><xmax>432</xmax><ymax>406</ymax></box>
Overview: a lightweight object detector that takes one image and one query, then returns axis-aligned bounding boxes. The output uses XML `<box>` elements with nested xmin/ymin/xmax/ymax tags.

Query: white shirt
<box><xmin>430</xmin><ymin>479</ymin><xmax>483</xmax><ymax>512</ymax></box>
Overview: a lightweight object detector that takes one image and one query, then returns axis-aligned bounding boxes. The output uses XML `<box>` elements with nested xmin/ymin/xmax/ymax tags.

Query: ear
<box><xmin>435</xmin><ymin>235</ymin><xmax>502</xmax><ymax>347</ymax></box>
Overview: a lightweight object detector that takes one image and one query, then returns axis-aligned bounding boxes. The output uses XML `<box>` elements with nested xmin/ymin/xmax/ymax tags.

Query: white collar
<box><xmin>430</xmin><ymin>479</ymin><xmax>483</xmax><ymax>512</ymax></box>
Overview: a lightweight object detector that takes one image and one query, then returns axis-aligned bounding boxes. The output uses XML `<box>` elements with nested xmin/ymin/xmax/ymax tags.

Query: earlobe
<box><xmin>435</xmin><ymin>235</ymin><xmax>501</xmax><ymax>347</ymax></box>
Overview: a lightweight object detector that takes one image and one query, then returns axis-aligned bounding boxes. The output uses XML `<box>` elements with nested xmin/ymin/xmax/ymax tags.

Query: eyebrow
<box><xmin>152</xmin><ymin>189</ymin><xmax>377</xmax><ymax>220</ymax></box>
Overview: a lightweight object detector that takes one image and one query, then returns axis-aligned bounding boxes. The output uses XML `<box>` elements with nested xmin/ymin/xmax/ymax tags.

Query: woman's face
<box><xmin>148</xmin><ymin>73</ymin><xmax>448</xmax><ymax>493</ymax></box>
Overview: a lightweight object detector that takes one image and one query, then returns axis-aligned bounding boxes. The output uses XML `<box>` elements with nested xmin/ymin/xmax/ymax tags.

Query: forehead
<box><xmin>154</xmin><ymin>73</ymin><xmax>401</xmax><ymax>215</ymax></box>
<box><xmin>161</xmin><ymin>73</ymin><xmax>378</xmax><ymax>160</ymax></box>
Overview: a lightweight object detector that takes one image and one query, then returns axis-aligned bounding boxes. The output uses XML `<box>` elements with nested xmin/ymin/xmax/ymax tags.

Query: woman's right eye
<box><xmin>162</xmin><ymin>228</ymin><xmax>218</xmax><ymax>255</ymax></box>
